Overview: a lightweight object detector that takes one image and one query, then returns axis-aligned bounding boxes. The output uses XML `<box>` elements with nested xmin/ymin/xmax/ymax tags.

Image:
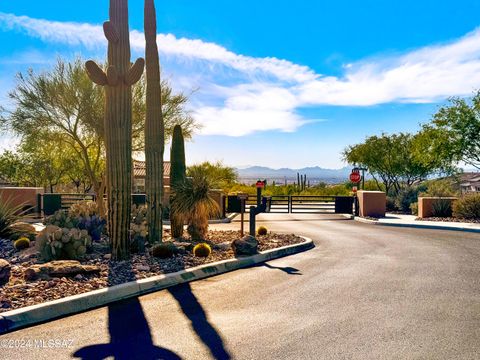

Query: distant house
<box><xmin>132</xmin><ymin>160</ymin><xmax>171</xmax><ymax>193</ymax></box>
<box><xmin>459</xmin><ymin>172</ymin><xmax>480</xmax><ymax>193</ymax></box>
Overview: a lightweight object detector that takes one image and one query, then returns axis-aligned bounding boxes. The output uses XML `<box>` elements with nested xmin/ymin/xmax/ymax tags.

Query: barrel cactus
<box><xmin>193</xmin><ymin>243</ymin><xmax>211</xmax><ymax>258</ymax></box>
<box><xmin>85</xmin><ymin>0</ymin><xmax>144</xmax><ymax>260</ymax></box>
<box><xmin>14</xmin><ymin>237</ymin><xmax>30</xmax><ymax>250</ymax></box>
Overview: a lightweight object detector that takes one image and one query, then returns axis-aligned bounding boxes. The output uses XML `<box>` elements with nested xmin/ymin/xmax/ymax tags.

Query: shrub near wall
<box><xmin>453</xmin><ymin>194</ymin><xmax>480</xmax><ymax>219</ymax></box>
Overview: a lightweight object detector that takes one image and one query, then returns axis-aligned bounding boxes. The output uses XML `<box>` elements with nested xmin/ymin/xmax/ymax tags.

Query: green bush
<box><xmin>452</xmin><ymin>194</ymin><xmax>480</xmax><ymax>219</ymax></box>
<box><xmin>14</xmin><ymin>237</ymin><xmax>30</xmax><ymax>250</ymax></box>
<box><xmin>0</xmin><ymin>198</ymin><xmax>26</xmax><ymax>239</ymax></box>
<box><xmin>394</xmin><ymin>188</ymin><xmax>419</xmax><ymax>213</ymax></box>
<box><xmin>410</xmin><ymin>202</ymin><xmax>418</xmax><ymax>216</ymax></box>
<box><xmin>431</xmin><ymin>198</ymin><xmax>453</xmax><ymax>217</ymax></box>
<box><xmin>386</xmin><ymin>197</ymin><xmax>397</xmax><ymax>212</ymax></box>
<box><xmin>193</xmin><ymin>243</ymin><xmax>211</xmax><ymax>258</ymax></box>
<box><xmin>151</xmin><ymin>242</ymin><xmax>176</xmax><ymax>258</ymax></box>
<box><xmin>257</xmin><ymin>226</ymin><xmax>268</xmax><ymax>236</ymax></box>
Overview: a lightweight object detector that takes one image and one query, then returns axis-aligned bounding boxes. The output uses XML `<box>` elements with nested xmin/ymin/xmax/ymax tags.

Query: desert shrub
<box><xmin>0</xmin><ymin>198</ymin><xmax>26</xmax><ymax>239</ymax></box>
<box><xmin>452</xmin><ymin>194</ymin><xmax>480</xmax><ymax>219</ymax></box>
<box><xmin>421</xmin><ymin>179</ymin><xmax>458</xmax><ymax>197</ymax></box>
<box><xmin>70</xmin><ymin>201</ymin><xmax>98</xmax><ymax>218</ymax></box>
<box><xmin>431</xmin><ymin>198</ymin><xmax>453</xmax><ymax>217</ymax></box>
<box><xmin>151</xmin><ymin>242</ymin><xmax>176</xmax><ymax>259</ymax></box>
<box><xmin>386</xmin><ymin>197</ymin><xmax>398</xmax><ymax>212</ymax></box>
<box><xmin>36</xmin><ymin>225</ymin><xmax>91</xmax><ymax>261</ymax></box>
<box><xmin>257</xmin><ymin>226</ymin><xmax>268</xmax><ymax>236</ymax></box>
<box><xmin>193</xmin><ymin>243</ymin><xmax>211</xmax><ymax>258</ymax></box>
<box><xmin>14</xmin><ymin>237</ymin><xmax>30</xmax><ymax>250</ymax></box>
<box><xmin>394</xmin><ymin>187</ymin><xmax>419</xmax><ymax>213</ymax></box>
<box><xmin>171</xmin><ymin>168</ymin><xmax>220</xmax><ymax>241</ymax></box>
<box><xmin>410</xmin><ymin>202</ymin><xmax>418</xmax><ymax>216</ymax></box>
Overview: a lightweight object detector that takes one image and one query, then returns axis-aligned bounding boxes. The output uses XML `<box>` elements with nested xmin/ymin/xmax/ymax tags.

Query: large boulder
<box><xmin>24</xmin><ymin>260</ymin><xmax>100</xmax><ymax>281</ymax></box>
<box><xmin>0</xmin><ymin>259</ymin><xmax>11</xmax><ymax>285</ymax></box>
<box><xmin>232</xmin><ymin>235</ymin><xmax>258</xmax><ymax>256</ymax></box>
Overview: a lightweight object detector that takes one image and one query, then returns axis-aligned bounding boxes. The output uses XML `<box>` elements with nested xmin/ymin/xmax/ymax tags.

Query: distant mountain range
<box><xmin>235</xmin><ymin>166</ymin><xmax>354</xmax><ymax>184</ymax></box>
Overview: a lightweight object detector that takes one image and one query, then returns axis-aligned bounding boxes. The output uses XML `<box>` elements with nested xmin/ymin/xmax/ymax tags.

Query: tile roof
<box><xmin>133</xmin><ymin>160</ymin><xmax>171</xmax><ymax>178</ymax></box>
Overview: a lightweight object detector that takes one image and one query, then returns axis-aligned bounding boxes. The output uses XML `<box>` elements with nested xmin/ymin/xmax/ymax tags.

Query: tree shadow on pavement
<box><xmin>262</xmin><ymin>262</ymin><xmax>302</xmax><ymax>275</ymax></box>
<box><xmin>168</xmin><ymin>282</ymin><xmax>232</xmax><ymax>360</ymax></box>
<box><xmin>73</xmin><ymin>262</ymin><xmax>182</xmax><ymax>360</ymax></box>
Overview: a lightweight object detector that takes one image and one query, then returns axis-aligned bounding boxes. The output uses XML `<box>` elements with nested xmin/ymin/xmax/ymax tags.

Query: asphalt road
<box><xmin>1</xmin><ymin>214</ymin><xmax>480</xmax><ymax>360</ymax></box>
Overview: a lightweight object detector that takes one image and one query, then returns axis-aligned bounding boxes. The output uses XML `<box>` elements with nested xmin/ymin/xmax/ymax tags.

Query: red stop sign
<box><xmin>256</xmin><ymin>181</ymin><xmax>265</xmax><ymax>188</ymax></box>
<box><xmin>349</xmin><ymin>172</ymin><xmax>361</xmax><ymax>183</ymax></box>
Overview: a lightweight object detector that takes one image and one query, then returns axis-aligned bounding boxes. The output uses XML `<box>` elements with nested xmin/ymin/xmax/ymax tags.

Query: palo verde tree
<box><xmin>85</xmin><ymin>0</ymin><xmax>145</xmax><ymax>260</ymax></box>
<box><xmin>144</xmin><ymin>0</ymin><xmax>164</xmax><ymax>243</ymax></box>
<box><xmin>343</xmin><ymin>132</ymin><xmax>443</xmax><ymax>195</ymax></box>
<box><xmin>418</xmin><ymin>91</ymin><xmax>480</xmax><ymax>170</ymax></box>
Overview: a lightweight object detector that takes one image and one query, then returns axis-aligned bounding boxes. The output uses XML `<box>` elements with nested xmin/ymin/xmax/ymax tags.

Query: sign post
<box><xmin>255</xmin><ymin>179</ymin><xmax>266</xmax><ymax>206</ymax></box>
<box><xmin>237</xmin><ymin>193</ymin><xmax>248</xmax><ymax>236</ymax></box>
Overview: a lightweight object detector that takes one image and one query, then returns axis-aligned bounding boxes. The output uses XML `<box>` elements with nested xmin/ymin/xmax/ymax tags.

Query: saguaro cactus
<box><xmin>144</xmin><ymin>0</ymin><xmax>164</xmax><ymax>243</ymax></box>
<box><xmin>170</xmin><ymin>125</ymin><xmax>186</xmax><ymax>238</ymax></box>
<box><xmin>85</xmin><ymin>0</ymin><xmax>144</xmax><ymax>260</ymax></box>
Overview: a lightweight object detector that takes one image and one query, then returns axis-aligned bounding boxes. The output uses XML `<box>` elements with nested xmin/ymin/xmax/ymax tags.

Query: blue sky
<box><xmin>1</xmin><ymin>0</ymin><xmax>480</xmax><ymax>168</ymax></box>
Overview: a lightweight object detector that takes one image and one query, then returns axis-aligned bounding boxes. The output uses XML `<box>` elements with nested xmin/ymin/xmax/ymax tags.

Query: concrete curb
<box><xmin>353</xmin><ymin>216</ymin><xmax>480</xmax><ymax>233</ymax></box>
<box><xmin>0</xmin><ymin>236</ymin><xmax>313</xmax><ymax>334</ymax></box>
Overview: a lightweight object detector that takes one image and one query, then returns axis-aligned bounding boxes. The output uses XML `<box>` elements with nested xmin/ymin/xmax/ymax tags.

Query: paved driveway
<box><xmin>1</xmin><ymin>214</ymin><xmax>479</xmax><ymax>359</ymax></box>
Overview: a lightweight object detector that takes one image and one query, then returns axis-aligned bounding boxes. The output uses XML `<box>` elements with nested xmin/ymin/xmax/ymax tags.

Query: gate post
<box><xmin>288</xmin><ymin>195</ymin><xmax>292</xmax><ymax>213</ymax></box>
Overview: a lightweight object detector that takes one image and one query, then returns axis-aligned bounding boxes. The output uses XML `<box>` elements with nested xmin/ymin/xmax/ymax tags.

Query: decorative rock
<box><xmin>0</xmin><ymin>259</ymin><xmax>11</xmax><ymax>285</ymax></box>
<box><xmin>231</xmin><ymin>235</ymin><xmax>258</xmax><ymax>256</ymax></box>
<box><xmin>173</xmin><ymin>241</ymin><xmax>194</xmax><ymax>251</ymax></box>
<box><xmin>103</xmin><ymin>254</ymin><xmax>112</xmax><ymax>260</ymax></box>
<box><xmin>136</xmin><ymin>265</ymin><xmax>150</xmax><ymax>272</ymax></box>
<box><xmin>213</xmin><ymin>242</ymin><xmax>231</xmax><ymax>251</ymax></box>
<box><xmin>74</xmin><ymin>274</ymin><xmax>84</xmax><ymax>281</ymax></box>
<box><xmin>24</xmin><ymin>260</ymin><xmax>101</xmax><ymax>281</ymax></box>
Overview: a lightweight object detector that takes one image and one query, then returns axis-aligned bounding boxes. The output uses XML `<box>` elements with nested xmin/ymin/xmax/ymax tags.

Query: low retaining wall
<box><xmin>0</xmin><ymin>187</ymin><xmax>43</xmax><ymax>212</ymax></box>
<box><xmin>417</xmin><ymin>197</ymin><xmax>458</xmax><ymax>218</ymax></box>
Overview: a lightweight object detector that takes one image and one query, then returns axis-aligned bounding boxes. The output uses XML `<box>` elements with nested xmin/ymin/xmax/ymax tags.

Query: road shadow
<box><xmin>262</xmin><ymin>262</ymin><xmax>302</xmax><ymax>275</ymax></box>
<box><xmin>168</xmin><ymin>280</ymin><xmax>231</xmax><ymax>360</ymax></box>
<box><xmin>73</xmin><ymin>262</ymin><xmax>181</xmax><ymax>360</ymax></box>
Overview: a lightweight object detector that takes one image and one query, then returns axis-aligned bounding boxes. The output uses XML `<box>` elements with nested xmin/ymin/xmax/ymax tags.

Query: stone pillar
<box><xmin>357</xmin><ymin>190</ymin><xmax>386</xmax><ymax>218</ymax></box>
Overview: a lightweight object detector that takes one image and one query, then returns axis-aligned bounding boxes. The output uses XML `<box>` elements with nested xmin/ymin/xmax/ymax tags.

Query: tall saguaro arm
<box><xmin>144</xmin><ymin>0</ymin><xmax>165</xmax><ymax>243</ymax></box>
<box><xmin>85</xmin><ymin>0</ymin><xmax>145</xmax><ymax>260</ymax></box>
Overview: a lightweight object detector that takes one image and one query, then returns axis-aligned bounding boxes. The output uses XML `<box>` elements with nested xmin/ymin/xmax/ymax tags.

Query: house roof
<box><xmin>133</xmin><ymin>160</ymin><xmax>171</xmax><ymax>178</ymax></box>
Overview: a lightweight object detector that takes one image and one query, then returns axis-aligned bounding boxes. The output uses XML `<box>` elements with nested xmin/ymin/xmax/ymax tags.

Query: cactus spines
<box><xmin>144</xmin><ymin>0</ymin><xmax>165</xmax><ymax>243</ymax></box>
<box><xmin>85</xmin><ymin>0</ymin><xmax>144</xmax><ymax>260</ymax></box>
<box><xmin>170</xmin><ymin>125</ymin><xmax>186</xmax><ymax>238</ymax></box>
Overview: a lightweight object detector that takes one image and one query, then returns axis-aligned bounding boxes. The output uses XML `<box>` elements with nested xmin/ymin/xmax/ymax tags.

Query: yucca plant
<box><xmin>0</xmin><ymin>198</ymin><xmax>26</xmax><ymax>239</ymax></box>
<box><xmin>170</xmin><ymin>168</ymin><xmax>220</xmax><ymax>241</ymax></box>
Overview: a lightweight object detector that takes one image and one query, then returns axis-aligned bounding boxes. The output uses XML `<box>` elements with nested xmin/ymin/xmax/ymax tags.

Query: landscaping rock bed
<box><xmin>0</xmin><ymin>230</ymin><xmax>303</xmax><ymax>312</ymax></box>
<box><xmin>416</xmin><ymin>217</ymin><xmax>480</xmax><ymax>224</ymax></box>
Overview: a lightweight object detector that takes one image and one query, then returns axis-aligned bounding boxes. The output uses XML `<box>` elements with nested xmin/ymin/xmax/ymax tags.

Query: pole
<box><xmin>240</xmin><ymin>198</ymin><xmax>245</xmax><ymax>236</ymax></box>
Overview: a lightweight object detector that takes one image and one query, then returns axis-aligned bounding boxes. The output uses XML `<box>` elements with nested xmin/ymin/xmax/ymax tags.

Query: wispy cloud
<box><xmin>1</xmin><ymin>12</ymin><xmax>480</xmax><ymax>136</ymax></box>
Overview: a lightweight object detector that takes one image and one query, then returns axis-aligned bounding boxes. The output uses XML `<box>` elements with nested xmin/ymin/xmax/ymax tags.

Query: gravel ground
<box><xmin>0</xmin><ymin>230</ymin><xmax>303</xmax><ymax>312</ymax></box>
<box><xmin>416</xmin><ymin>216</ymin><xmax>480</xmax><ymax>223</ymax></box>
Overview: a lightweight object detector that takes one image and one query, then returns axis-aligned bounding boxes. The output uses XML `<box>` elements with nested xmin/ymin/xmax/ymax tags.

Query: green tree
<box><xmin>343</xmin><ymin>133</ymin><xmax>442</xmax><ymax>195</ymax></box>
<box><xmin>187</xmin><ymin>161</ymin><xmax>237</xmax><ymax>189</ymax></box>
<box><xmin>418</xmin><ymin>92</ymin><xmax>480</xmax><ymax>170</ymax></box>
<box><xmin>1</xmin><ymin>57</ymin><xmax>198</xmax><ymax>196</ymax></box>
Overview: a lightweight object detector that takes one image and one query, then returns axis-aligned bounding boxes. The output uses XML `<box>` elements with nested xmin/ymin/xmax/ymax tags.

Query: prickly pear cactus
<box><xmin>144</xmin><ymin>0</ymin><xmax>164</xmax><ymax>244</ymax></box>
<box><xmin>85</xmin><ymin>0</ymin><xmax>144</xmax><ymax>260</ymax></box>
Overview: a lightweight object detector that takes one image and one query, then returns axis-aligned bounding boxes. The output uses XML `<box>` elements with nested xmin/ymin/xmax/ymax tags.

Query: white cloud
<box><xmin>2</xmin><ymin>12</ymin><xmax>480</xmax><ymax>136</ymax></box>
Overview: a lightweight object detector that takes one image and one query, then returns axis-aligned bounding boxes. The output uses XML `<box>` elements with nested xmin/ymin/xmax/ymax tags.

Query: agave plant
<box><xmin>0</xmin><ymin>198</ymin><xmax>27</xmax><ymax>239</ymax></box>
<box><xmin>170</xmin><ymin>168</ymin><xmax>220</xmax><ymax>240</ymax></box>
